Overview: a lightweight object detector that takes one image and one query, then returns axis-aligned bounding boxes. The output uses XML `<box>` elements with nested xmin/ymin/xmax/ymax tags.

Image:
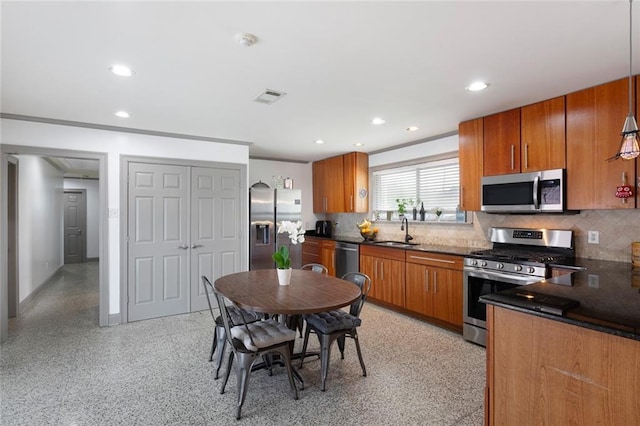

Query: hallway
<box><xmin>0</xmin><ymin>262</ymin><xmax>485</xmax><ymax>425</ymax></box>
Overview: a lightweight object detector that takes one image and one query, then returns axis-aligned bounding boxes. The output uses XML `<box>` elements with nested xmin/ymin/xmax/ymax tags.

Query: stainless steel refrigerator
<box><xmin>249</xmin><ymin>188</ymin><xmax>302</xmax><ymax>270</ymax></box>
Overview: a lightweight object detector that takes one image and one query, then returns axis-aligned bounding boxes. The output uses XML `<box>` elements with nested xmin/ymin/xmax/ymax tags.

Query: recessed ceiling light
<box><xmin>110</xmin><ymin>64</ymin><xmax>134</xmax><ymax>77</ymax></box>
<box><xmin>314</xmin><ymin>139</ymin><xmax>324</xmax><ymax>144</ymax></box>
<box><xmin>354</xmin><ymin>143</ymin><xmax>364</xmax><ymax>147</ymax></box>
<box><xmin>465</xmin><ymin>81</ymin><xmax>490</xmax><ymax>92</ymax></box>
<box><xmin>371</xmin><ymin>117</ymin><xmax>386</xmax><ymax>125</ymax></box>
<box><xmin>407</xmin><ymin>126</ymin><xmax>419</xmax><ymax>132</ymax></box>
<box><xmin>115</xmin><ymin>111</ymin><xmax>130</xmax><ymax>118</ymax></box>
<box><xmin>237</xmin><ymin>33</ymin><xmax>257</xmax><ymax>47</ymax></box>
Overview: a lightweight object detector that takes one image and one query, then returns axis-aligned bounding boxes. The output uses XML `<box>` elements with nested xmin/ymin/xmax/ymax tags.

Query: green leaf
<box><xmin>272</xmin><ymin>245</ymin><xmax>290</xmax><ymax>269</ymax></box>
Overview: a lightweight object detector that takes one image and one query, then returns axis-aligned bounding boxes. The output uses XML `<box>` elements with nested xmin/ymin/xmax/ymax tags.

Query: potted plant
<box><xmin>434</xmin><ymin>207</ymin><xmax>443</xmax><ymax>221</ymax></box>
<box><xmin>395</xmin><ymin>198</ymin><xmax>413</xmax><ymax>218</ymax></box>
<box><xmin>272</xmin><ymin>220</ymin><xmax>305</xmax><ymax>285</ymax></box>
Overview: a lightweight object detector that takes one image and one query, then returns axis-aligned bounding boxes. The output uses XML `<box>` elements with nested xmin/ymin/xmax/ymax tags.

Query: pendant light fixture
<box><xmin>613</xmin><ymin>0</ymin><xmax>640</xmax><ymax>160</ymax></box>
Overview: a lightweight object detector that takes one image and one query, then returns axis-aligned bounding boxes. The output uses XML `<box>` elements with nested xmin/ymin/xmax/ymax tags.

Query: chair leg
<box><xmin>319</xmin><ymin>333</ymin><xmax>335</xmax><ymax>392</ymax></box>
<box><xmin>353</xmin><ymin>331</ymin><xmax>367</xmax><ymax>377</ymax></box>
<box><xmin>209</xmin><ymin>328</ymin><xmax>217</xmax><ymax>362</ymax></box>
<box><xmin>299</xmin><ymin>325</ymin><xmax>312</xmax><ymax>368</ymax></box>
<box><xmin>214</xmin><ymin>326</ymin><xmax>226</xmax><ymax>379</ymax></box>
<box><xmin>337</xmin><ymin>335</ymin><xmax>346</xmax><ymax>359</ymax></box>
<box><xmin>277</xmin><ymin>347</ymin><xmax>299</xmax><ymax>400</ymax></box>
<box><xmin>235</xmin><ymin>352</ymin><xmax>257</xmax><ymax>420</ymax></box>
<box><xmin>221</xmin><ymin>351</ymin><xmax>234</xmax><ymax>394</ymax></box>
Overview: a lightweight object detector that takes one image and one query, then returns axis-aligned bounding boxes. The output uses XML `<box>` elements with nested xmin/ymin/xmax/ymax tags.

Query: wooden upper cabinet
<box><xmin>566</xmin><ymin>77</ymin><xmax>636</xmax><ymax>210</ymax></box>
<box><xmin>483</xmin><ymin>108</ymin><xmax>521</xmax><ymax>176</ymax></box>
<box><xmin>312</xmin><ymin>155</ymin><xmax>345</xmax><ymax>213</ymax></box>
<box><xmin>343</xmin><ymin>152</ymin><xmax>369</xmax><ymax>213</ymax></box>
<box><xmin>458</xmin><ymin>118</ymin><xmax>483</xmax><ymax>211</ymax></box>
<box><xmin>520</xmin><ymin>96</ymin><xmax>566</xmax><ymax>172</ymax></box>
<box><xmin>313</xmin><ymin>152</ymin><xmax>368</xmax><ymax>213</ymax></box>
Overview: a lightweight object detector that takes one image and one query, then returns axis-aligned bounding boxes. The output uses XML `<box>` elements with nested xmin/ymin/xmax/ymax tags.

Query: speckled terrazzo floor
<box><xmin>1</xmin><ymin>261</ymin><xmax>486</xmax><ymax>425</ymax></box>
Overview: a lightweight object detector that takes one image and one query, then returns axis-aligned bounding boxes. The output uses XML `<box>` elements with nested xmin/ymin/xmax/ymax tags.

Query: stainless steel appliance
<box><xmin>481</xmin><ymin>168</ymin><xmax>566</xmax><ymax>213</ymax></box>
<box><xmin>463</xmin><ymin>227</ymin><xmax>574</xmax><ymax>346</ymax></box>
<box><xmin>335</xmin><ymin>242</ymin><xmax>359</xmax><ymax>278</ymax></box>
<box><xmin>249</xmin><ymin>188</ymin><xmax>302</xmax><ymax>270</ymax></box>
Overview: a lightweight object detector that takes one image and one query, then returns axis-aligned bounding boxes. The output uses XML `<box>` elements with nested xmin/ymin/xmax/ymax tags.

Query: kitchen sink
<box><xmin>371</xmin><ymin>240</ymin><xmax>419</xmax><ymax>248</ymax></box>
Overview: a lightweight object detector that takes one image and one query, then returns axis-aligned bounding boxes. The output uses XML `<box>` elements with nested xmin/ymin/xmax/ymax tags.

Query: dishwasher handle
<box><xmin>336</xmin><ymin>247</ymin><xmax>359</xmax><ymax>252</ymax></box>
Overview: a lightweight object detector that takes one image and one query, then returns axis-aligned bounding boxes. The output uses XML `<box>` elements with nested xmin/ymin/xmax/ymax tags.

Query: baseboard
<box><xmin>108</xmin><ymin>313</ymin><xmax>121</xmax><ymax>326</ymax></box>
<box><xmin>86</xmin><ymin>257</ymin><xmax>99</xmax><ymax>262</ymax></box>
<box><xmin>18</xmin><ymin>265</ymin><xmax>63</xmax><ymax>313</ymax></box>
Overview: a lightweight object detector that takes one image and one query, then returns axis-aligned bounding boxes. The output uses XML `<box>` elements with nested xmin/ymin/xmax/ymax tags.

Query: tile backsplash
<box><xmin>328</xmin><ymin>210</ymin><xmax>640</xmax><ymax>262</ymax></box>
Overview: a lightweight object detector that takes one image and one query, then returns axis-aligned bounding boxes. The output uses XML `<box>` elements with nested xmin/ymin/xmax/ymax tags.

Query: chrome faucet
<box><xmin>400</xmin><ymin>217</ymin><xmax>413</xmax><ymax>243</ymax></box>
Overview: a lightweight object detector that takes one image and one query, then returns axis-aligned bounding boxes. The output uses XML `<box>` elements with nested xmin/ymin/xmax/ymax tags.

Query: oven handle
<box><xmin>533</xmin><ymin>175</ymin><xmax>540</xmax><ymax>210</ymax></box>
<box><xmin>464</xmin><ymin>268</ymin><xmax>541</xmax><ymax>286</ymax></box>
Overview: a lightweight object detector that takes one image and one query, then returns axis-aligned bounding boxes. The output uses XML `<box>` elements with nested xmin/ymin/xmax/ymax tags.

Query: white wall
<box><xmin>17</xmin><ymin>156</ymin><xmax>64</xmax><ymax>303</ymax></box>
<box><xmin>64</xmin><ymin>178</ymin><xmax>99</xmax><ymax>259</ymax></box>
<box><xmin>369</xmin><ymin>134</ymin><xmax>458</xmax><ymax>167</ymax></box>
<box><xmin>249</xmin><ymin>159</ymin><xmax>318</xmax><ymax>230</ymax></box>
<box><xmin>2</xmin><ymin>118</ymin><xmax>249</xmax><ymax>316</ymax></box>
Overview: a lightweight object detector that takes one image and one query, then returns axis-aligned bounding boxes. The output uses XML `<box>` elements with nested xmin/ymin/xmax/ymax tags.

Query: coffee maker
<box><xmin>315</xmin><ymin>220</ymin><xmax>332</xmax><ymax>238</ymax></box>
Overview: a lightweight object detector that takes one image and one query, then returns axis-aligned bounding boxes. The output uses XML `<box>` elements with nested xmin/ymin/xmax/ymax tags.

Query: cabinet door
<box><xmin>458</xmin><ymin>118</ymin><xmax>483</xmax><ymax>211</ymax></box>
<box><xmin>405</xmin><ymin>262</ymin><xmax>433</xmax><ymax>316</ymax></box>
<box><xmin>302</xmin><ymin>238</ymin><xmax>321</xmax><ymax>265</ymax></box>
<box><xmin>343</xmin><ymin>152</ymin><xmax>369</xmax><ymax>213</ymax></box>
<box><xmin>323</xmin><ymin>155</ymin><xmax>345</xmax><ymax>213</ymax></box>
<box><xmin>567</xmin><ymin>78</ymin><xmax>636</xmax><ymax>209</ymax></box>
<box><xmin>447</xmin><ymin>268</ymin><xmax>463</xmax><ymax>327</ymax></box>
<box><xmin>520</xmin><ymin>96</ymin><xmax>566</xmax><ymax>172</ymax></box>
<box><xmin>381</xmin><ymin>258</ymin><xmax>405</xmax><ymax>307</ymax></box>
<box><xmin>320</xmin><ymin>241</ymin><xmax>336</xmax><ymax>276</ymax></box>
<box><xmin>483</xmin><ymin>108</ymin><xmax>521</xmax><ymax>176</ymax></box>
<box><xmin>312</xmin><ymin>161</ymin><xmax>325</xmax><ymax>213</ymax></box>
<box><xmin>432</xmin><ymin>267</ymin><xmax>463</xmax><ymax>326</ymax></box>
<box><xmin>359</xmin><ymin>254</ymin><xmax>381</xmax><ymax>300</ymax></box>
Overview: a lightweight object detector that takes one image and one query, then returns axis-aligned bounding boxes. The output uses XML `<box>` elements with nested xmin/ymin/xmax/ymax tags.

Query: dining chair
<box><xmin>298</xmin><ymin>272</ymin><xmax>372</xmax><ymax>391</ymax></box>
<box><xmin>206</xmin><ymin>282</ymin><xmax>299</xmax><ymax>420</ymax></box>
<box><xmin>201</xmin><ymin>276</ymin><xmax>262</xmax><ymax>379</ymax></box>
<box><xmin>301</xmin><ymin>263</ymin><xmax>329</xmax><ymax>274</ymax></box>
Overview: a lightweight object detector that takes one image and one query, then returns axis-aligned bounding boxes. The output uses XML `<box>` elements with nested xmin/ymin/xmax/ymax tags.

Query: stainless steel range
<box><xmin>463</xmin><ymin>227</ymin><xmax>574</xmax><ymax>346</ymax></box>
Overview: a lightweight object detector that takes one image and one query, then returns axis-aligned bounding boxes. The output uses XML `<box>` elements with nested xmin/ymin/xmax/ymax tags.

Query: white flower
<box><xmin>277</xmin><ymin>220</ymin><xmax>306</xmax><ymax>245</ymax></box>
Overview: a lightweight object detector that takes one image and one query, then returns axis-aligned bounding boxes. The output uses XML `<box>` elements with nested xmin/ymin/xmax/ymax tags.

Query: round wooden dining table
<box><xmin>214</xmin><ymin>269</ymin><xmax>361</xmax><ymax>315</ymax></box>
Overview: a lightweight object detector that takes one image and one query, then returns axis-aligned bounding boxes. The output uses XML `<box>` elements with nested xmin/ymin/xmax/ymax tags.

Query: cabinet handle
<box><xmin>510</xmin><ymin>145</ymin><xmax>515</xmax><ymax>170</ymax></box>
<box><xmin>424</xmin><ymin>270</ymin><xmax>429</xmax><ymax>292</ymax></box>
<box><xmin>433</xmin><ymin>271</ymin><xmax>438</xmax><ymax>293</ymax></box>
<box><xmin>380</xmin><ymin>261</ymin><xmax>384</xmax><ymax>280</ymax></box>
<box><xmin>524</xmin><ymin>143</ymin><xmax>529</xmax><ymax>170</ymax></box>
<box><xmin>374</xmin><ymin>260</ymin><xmax>378</xmax><ymax>280</ymax></box>
<box><xmin>408</xmin><ymin>255</ymin><xmax>456</xmax><ymax>264</ymax></box>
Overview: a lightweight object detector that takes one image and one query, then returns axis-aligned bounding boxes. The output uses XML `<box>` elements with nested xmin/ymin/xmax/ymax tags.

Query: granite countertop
<box><xmin>305</xmin><ymin>232</ymin><xmax>477</xmax><ymax>257</ymax></box>
<box><xmin>481</xmin><ymin>258</ymin><xmax>640</xmax><ymax>341</ymax></box>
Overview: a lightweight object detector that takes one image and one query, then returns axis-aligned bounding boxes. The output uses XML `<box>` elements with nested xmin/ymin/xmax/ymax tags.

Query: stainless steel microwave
<box><xmin>481</xmin><ymin>169</ymin><xmax>566</xmax><ymax>213</ymax></box>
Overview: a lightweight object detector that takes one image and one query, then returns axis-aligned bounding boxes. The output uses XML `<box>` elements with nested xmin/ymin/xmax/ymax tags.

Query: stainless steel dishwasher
<box><xmin>335</xmin><ymin>241</ymin><xmax>359</xmax><ymax>278</ymax></box>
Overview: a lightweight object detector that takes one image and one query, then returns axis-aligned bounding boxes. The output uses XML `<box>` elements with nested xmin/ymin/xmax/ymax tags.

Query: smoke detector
<box><xmin>237</xmin><ymin>33</ymin><xmax>257</xmax><ymax>47</ymax></box>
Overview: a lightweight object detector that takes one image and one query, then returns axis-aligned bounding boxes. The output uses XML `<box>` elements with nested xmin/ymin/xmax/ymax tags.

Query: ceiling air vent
<box><xmin>252</xmin><ymin>89</ymin><xmax>287</xmax><ymax>105</ymax></box>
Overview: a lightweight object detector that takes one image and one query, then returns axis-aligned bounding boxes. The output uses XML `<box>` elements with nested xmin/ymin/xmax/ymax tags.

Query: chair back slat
<box><xmin>301</xmin><ymin>263</ymin><xmax>328</xmax><ymax>274</ymax></box>
<box><xmin>340</xmin><ymin>272</ymin><xmax>372</xmax><ymax>317</ymax></box>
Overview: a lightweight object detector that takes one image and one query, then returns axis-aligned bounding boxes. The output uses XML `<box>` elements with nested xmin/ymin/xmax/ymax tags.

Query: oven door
<box><xmin>463</xmin><ymin>267</ymin><xmax>541</xmax><ymax>328</ymax></box>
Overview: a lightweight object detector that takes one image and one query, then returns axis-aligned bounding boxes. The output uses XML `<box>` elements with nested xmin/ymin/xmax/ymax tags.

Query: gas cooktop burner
<box><xmin>470</xmin><ymin>249</ymin><xmax>567</xmax><ymax>264</ymax></box>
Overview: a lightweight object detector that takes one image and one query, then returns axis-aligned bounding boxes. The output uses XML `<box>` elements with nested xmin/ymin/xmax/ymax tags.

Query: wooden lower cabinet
<box><xmin>405</xmin><ymin>252</ymin><xmax>463</xmax><ymax>328</ymax></box>
<box><xmin>486</xmin><ymin>305</ymin><xmax>640</xmax><ymax>425</ymax></box>
<box><xmin>302</xmin><ymin>237</ymin><xmax>335</xmax><ymax>276</ymax></box>
<box><xmin>359</xmin><ymin>245</ymin><xmax>405</xmax><ymax>307</ymax></box>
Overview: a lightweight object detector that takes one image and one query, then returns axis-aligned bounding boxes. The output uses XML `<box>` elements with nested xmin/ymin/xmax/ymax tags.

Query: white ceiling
<box><xmin>2</xmin><ymin>1</ymin><xmax>638</xmax><ymax>163</ymax></box>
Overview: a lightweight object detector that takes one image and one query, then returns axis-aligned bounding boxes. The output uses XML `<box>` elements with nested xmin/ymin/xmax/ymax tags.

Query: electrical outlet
<box><xmin>588</xmin><ymin>274</ymin><xmax>600</xmax><ymax>288</ymax></box>
<box><xmin>587</xmin><ymin>230</ymin><xmax>599</xmax><ymax>244</ymax></box>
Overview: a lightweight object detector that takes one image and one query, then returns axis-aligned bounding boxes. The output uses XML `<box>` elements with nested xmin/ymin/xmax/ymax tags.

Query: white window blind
<box><xmin>373</xmin><ymin>157</ymin><xmax>460</xmax><ymax>213</ymax></box>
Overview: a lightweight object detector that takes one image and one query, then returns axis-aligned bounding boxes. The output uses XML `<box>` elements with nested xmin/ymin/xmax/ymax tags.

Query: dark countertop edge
<box><xmin>304</xmin><ymin>234</ymin><xmax>475</xmax><ymax>257</ymax></box>
<box><xmin>481</xmin><ymin>295</ymin><xmax>640</xmax><ymax>342</ymax></box>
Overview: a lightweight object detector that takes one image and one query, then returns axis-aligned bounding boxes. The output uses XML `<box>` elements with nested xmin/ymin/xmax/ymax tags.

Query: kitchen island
<box><xmin>481</xmin><ymin>259</ymin><xmax>640</xmax><ymax>425</ymax></box>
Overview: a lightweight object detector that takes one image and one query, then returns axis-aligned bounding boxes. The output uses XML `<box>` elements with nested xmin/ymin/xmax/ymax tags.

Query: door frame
<box><xmin>0</xmin><ymin>144</ymin><xmax>108</xmax><ymax>343</ymax></box>
<box><xmin>119</xmin><ymin>155</ymin><xmax>247</xmax><ymax>324</ymax></box>
<box><xmin>63</xmin><ymin>189</ymin><xmax>87</xmax><ymax>264</ymax></box>
<box><xmin>7</xmin><ymin>156</ymin><xmax>19</xmax><ymax>318</ymax></box>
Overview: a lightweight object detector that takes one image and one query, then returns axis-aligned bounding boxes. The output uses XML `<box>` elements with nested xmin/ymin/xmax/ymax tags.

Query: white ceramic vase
<box><xmin>277</xmin><ymin>268</ymin><xmax>292</xmax><ymax>286</ymax></box>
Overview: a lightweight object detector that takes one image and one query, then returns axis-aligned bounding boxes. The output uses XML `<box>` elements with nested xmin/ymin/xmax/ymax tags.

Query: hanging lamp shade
<box><xmin>613</xmin><ymin>0</ymin><xmax>640</xmax><ymax>160</ymax></box>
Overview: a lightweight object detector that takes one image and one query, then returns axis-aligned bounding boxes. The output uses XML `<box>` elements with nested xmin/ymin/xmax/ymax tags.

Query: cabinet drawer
<box><xmin>360</xmin><ymin>245</ymin><xmax>405</xmax><ymax>262</ymax></box>
<box><xmin>405</xmin><ymin>251</ymin><xmax>463</xmax><ymax>270</ymax></box>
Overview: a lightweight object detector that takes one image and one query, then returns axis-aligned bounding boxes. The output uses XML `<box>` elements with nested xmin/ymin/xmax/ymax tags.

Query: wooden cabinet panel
<box><xmin>323</xmin><ymin>155</ymin><xmax>345</xmax><ymax>213</ymax></box>
<box><xmin>320</xmin><ymin>239</ymin><xmax>336</xmax><ymax>277</ymax></box>
<box><xmin>483</xmin><ymin>108</ymin><xmax>521</xmax><ymax>176</ymax></box>
<box><xmin>359</xmin><ymin>246</ymin><xmax>404</xmax><ymax>306</ymax></box>
<box><xmin>359</xmin><ymin>254</ymin><xmax>380</xmax><ymax>300</ymax></box>
<box><xmin>405</xmin><ymin>262</ymin><xmax>433</xmax><ymax>317</ymax></box>
<box><xmin>487</xmin><ymin>305</ymin><xmax>640</xmax><ymax>425</ymax></box>
<box><xmin>458</xmin><ymin>118</ymin><xmax>483</xmax><ymax>211</ymax></box>
<box><xmin>566</xmin><ymin>77</ymin><xmax>636</xmax><ymax>209</ymax></box>
<box><xmin>343</xmin><ymin>152</ymin><xmax>369</xmax><ymax>213</ymax></box>
<box><xmin>303</xmin><ymin>237</ymin><xmax>335</xmax><ymax>276</ymax></box>
<box><xmin>312</xmin><ymin>162</ymin><xmax>324</xmax><ymax>213</ymax></box>
<box><xmin>520</xmin><ymin>96</ymin><xmax>566</xmax><ymax>172</ymax></box>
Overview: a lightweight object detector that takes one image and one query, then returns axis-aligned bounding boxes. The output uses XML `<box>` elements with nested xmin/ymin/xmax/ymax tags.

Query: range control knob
<box><xmin>528</xmin><ymin>267</ymin><xmax>535</xmax><ymax>273</ymax></box>
<box><xmin>469</xmin><ymin>259</ymin><xmax>477</xmax><ymax>266</ymax></box>
<box><xmin>496</xmin><ymin>263</ymin><xmax>504</xmax><ymax>269</ymax></box>
<box><xmin>514</xmin><ymin>265</ymin><xmax>523</xmax><ymax>272</ymax></box>
<box><xmin>480</xmin><ymin>261</ymin><xmax>488</xmax><ymax>267</ymax></box>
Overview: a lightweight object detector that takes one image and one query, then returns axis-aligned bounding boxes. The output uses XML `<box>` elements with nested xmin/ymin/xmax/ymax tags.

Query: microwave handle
<box><xmin>533</xmin><ymin>175</ymin><xmax>540</xmax><ymax>209</ymax></box>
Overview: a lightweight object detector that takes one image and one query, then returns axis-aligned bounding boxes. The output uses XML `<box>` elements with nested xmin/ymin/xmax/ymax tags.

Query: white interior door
<box><xmin>128</xmin><ymin>162</ymin><xmax>189</xmax><ymax>321</ymax></box>
<box><xmin>190</xmin><ymin>167</ymin><xmax>241</xmax><ymax>311</ymax></box>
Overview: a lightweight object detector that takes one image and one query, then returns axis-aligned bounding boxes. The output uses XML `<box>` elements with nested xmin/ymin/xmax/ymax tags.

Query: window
<box><xmin>372</xmin><ymin>157</ymin><xmax>462</xmax><ymax>221</ymax></box>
